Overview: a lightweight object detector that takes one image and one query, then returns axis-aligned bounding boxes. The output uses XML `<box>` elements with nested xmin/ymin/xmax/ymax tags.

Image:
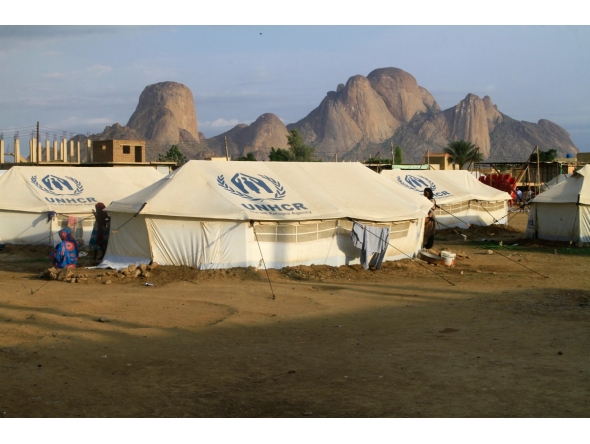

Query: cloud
<box><xmin>87</xmin><ymin>64</ymin><xmax>113</xmax><ymax>75</ymax></box>
<box><xmin>43</xmin><ymin>71</ymin><xmax>77</xmax><ymax>79</ymax></box>
<box><xmin>0</xmin><ymin>26</ymin><xmax>154</xmax><ymax>44</ymax></box>
<box><xmin>42</xmin><ymin>64</ymin><xmax>114</xmax><ymax>80</ymax></box>
<box><xmin>201</xmin><ymin>118</ymin><xmax>242</xmax><ymax>128</ymax></box>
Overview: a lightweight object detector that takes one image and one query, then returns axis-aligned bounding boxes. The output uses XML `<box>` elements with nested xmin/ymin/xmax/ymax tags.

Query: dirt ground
<box><xmin>1</xmin><ymin>211</ymin><xmax>590</xmax><ymax>418</ymax></box>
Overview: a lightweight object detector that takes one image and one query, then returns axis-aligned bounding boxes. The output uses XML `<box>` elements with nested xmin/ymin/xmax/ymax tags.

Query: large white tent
<box><xmin>525</xmin><ymin>165</ymin><xmax>590</xmax><ymax>244</ymax></box>
<box><xmin>0</xmin><ymin>166</ymin><xmax>164</xmax><ymax>246</ymax></box>
<box><xmin>381</xmin><ymin>170</ymin><xmax>512</xmax><ymax>229</ymax></box>
<box><xmin>103</xmin><ymin>161</ymin><xmax>433</xmax><ymax>270</ymax></box>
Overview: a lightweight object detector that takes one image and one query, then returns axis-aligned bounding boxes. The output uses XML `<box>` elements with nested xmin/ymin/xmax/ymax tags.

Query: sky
<box><xmin>1</xmin><ymin>4</ymin><xmax>589</xmax><ymax>156</ymax></box>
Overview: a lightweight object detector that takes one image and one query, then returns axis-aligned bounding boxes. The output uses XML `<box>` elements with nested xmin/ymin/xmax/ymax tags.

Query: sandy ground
<box><xmin>1</xmin><ymin>212</ymin><xmax>590</xmax><ymax>418</ymax></box>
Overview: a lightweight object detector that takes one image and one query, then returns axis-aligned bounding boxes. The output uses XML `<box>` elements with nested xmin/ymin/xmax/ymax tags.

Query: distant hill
<box><xmin>88</xmin><ymin>69</ymin><xmax>578</xmax><ymax>162</ymax></box>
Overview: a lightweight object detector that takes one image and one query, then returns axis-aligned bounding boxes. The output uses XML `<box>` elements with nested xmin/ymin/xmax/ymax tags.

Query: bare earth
<box><xmin>1</xmin><ymin>212</ymin><xmax>589</xmax><ymax>418</ymax></box>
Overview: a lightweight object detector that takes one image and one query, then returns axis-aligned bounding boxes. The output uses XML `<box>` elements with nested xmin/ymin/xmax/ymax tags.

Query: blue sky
<box><xmin>1</xmin><ymin>7</ymin><xmax>589</xmax><ymax>154</ymax></box>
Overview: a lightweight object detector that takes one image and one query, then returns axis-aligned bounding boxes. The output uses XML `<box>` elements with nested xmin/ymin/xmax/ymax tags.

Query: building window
<box><xmin>123</xmin><ymin>145</ymin><xmax>131</xmax><ymax>154</ymax></box>
<box><xmin>101</xmin><ymin>145</ymin><xmax>106</xmax><ymax>150</ymax></box>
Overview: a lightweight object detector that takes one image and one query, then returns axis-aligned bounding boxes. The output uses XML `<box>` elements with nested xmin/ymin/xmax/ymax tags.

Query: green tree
<box><xmin>364</xmin><ymin>157</ymin><xmax>392</xmax><ymax>165</ymax></box>
<box><xmin>269</xmin><ymin>128</ymin><xmax>316</xmax><ymax>162</ymax></box>
<box><xmin>236</xmin><ymin>152</ymin><xmax>257</xmax><ymax>161</ymax></box>
<box><xmin>158</xmin><ymin>145</ymin><xmax>186</xmax><ymax>163</ymax></box>
<box><xmin>269</xmin><ymin>147</ymin><xmax>294</xmax><ymax>161</ymax></box>
<box><xmin>287</xmin><ymin>128</ymin><xmax>316</xmax><ymax>161</ymax></box>
<box><xmin>443</xmin><ymin>140</ymin><xmax>483</xmax><ymax>169</ymax></box>
<box><xmin>394</xmin><ymin>146</ymin><xmax>403</xmax><ymax>165</ymax></box>
<box><xmin>530</xmin><ymin>149</ymin><xmax>557</xmax><ymax>162</ymax></box>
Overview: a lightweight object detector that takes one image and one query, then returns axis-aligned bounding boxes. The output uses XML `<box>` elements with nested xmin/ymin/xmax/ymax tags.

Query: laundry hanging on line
<box><xmin>351</xmin><ymin>222</ymin><xmax>390</xmax><ymax>270</ymax></box>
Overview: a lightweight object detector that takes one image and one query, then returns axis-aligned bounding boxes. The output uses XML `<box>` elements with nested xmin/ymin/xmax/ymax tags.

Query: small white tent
<box><xmin>0</xmin><ymin>167</ymin><xmax>164</xmax><ymax>246</ymax></box>
<box><xmin>381</xmin><ymin>170</ymin><xmax>512</xmax><ymax>229</ymax></box>
<box><xmin>525</xmin><ymin>165</ymin><xmax>590</xmax><ymax>244</ymax></box>
<box><xmin>103</xmin><ymin>161</ymin><xmax>433</xmax><ymax>270</ymax></box>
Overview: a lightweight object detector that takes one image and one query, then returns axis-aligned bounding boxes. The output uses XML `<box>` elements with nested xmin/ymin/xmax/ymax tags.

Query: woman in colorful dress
<box><xmin>50</xmin><ymin>228</ymin><xmax>79</xmax><ymax>269</ymax></box>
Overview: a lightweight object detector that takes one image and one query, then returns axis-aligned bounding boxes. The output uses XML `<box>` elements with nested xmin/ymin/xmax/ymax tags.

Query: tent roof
<box><xmin>532</xmin><ymin>165</ymin><xmax>590</xmax><ymax>205</ymax></box>
<box><xmin>541</xmin><ymin>173</ymin><xmax>571</xmax><ymax>191</ymax></box>
<box><xmin>380</xmin><ymin>169</ymin><xmax>512</xmax><ymax>203</ymax></box>
<box><xmin>106</xmin><ymin>161</ymin><xmax>433</xmax><ymax>222</ymax></box>
<box><xmin>0</xmin><ymin>166</ymin><xmax>164</xmax><ymax>213</ymax></box>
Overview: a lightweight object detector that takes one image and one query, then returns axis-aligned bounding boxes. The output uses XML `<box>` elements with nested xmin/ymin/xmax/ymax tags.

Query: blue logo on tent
<box><xmin>31</xmin><ymin>175</ymin><xmax>84</xmax><ymax>196</ymax></box>
<box><xmin>218</xmin><ymin>173</ymin><xmax>286</xmax><ymax>202</ymax></box>
<box><xmin>396</xmin><ymin>175</ymin><xmax>436</xmax><ymax>193</ymax></box>
<box><xmin>527</xmin><ymin>215</ymin><xmax>535</xmax><ymax>229</ymax></box>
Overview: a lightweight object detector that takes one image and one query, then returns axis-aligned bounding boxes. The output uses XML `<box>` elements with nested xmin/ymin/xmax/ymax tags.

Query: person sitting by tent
<box><xmin>50</xmin><ymin>227</ymin><xmax>79</xmax><ymax>269</ymax></box>
<box><xmin>423</xmin><ymin>187</ymin><xmax>437</xmax><ymax>249</ymax></box>
<box><xmin>89</xmin><ymin>202</ymin><xmax>110</xmax><ymax>261</ymax></box>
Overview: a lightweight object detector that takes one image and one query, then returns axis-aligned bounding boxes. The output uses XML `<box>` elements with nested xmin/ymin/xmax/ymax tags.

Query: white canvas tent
<box><xmin>0</xmin><ymin>166</ymin><xmax>164</xmax><ymax>246</ymax></box>
<box><xmin>540</xmin><ymin>173</ymin><xmax>571</xmax><ymax>192</ymax></box>
<box><xmin>381</xmin><ymin>170</ymin><xmax>512</xmax><ymax>229</ymax></box>
<box><xmin>525</xmin><ymin>165</ymin><xmax>590</xmax><ymax>244</ymax></box>
<box><xmin>103</xmin><ymin>161</ymin><xmax>433</xmax><ymax>270</ymax></box>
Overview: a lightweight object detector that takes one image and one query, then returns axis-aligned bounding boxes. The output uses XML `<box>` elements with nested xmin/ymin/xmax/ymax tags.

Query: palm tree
<box><xmin>443</xmin><ymin>140</ymin><xmax>483</xmax><ymax>169</ymax></box>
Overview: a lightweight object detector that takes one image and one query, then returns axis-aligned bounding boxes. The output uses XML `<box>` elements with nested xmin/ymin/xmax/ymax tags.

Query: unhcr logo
<box><xmin>396</xmin><ymin>175</ymin><xmax>436</xmax><ymax>193</ymax></box>
<box><xmin>395</xmin><ymin>174</ymin><xmax>452</xmax><ymax>198</ymax></box>
<box><xmin>217</xmin><ymin>173</ymin><xmax>286</xmax><ymax>202</ymax></box>
<box><xmin>31</xmin><ymin>175</ymin><xmax>84</xmax><ymax>196</ymax></box>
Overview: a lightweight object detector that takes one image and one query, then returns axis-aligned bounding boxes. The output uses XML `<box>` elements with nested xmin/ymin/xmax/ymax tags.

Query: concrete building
<box><xmin>92</xmin><ymin>140</ymin><xmax>145</xmax><ymax>163</ymax></box>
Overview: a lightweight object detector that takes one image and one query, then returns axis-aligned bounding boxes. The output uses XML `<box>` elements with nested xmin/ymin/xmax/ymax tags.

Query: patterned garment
<box><xmin>50</xmin><ymin>228</ymin><xmax>79</xmax><ymax>269</ymax></box>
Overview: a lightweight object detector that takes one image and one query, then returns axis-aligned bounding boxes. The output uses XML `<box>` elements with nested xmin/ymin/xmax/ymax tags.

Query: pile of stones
<box><xmin>41</xmin><ymin>262</ymin><xmax>159</xmax><ymax>284</ymax></box>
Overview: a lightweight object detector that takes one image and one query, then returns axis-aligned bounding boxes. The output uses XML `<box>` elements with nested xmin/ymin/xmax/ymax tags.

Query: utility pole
<box><xmin>224</xmin><ymin>137</ymin><xmax>229</xmax><ymax>161</ymax></box>
<box><xmin>536</xmin><ymin>145</ymin><xmax>541</xmax><ymax>196</ymax></box>
<box><xmin>391</xmin><ymin>141</ymin><xmax>394</xmax><ymax>165</ymax></box>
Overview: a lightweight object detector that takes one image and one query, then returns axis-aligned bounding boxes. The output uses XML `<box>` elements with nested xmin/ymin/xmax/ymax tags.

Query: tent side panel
<box><xmin>147</xmin><ymin>218</ymin><xmax>250</xmax><ymax>269</ymax></box>
<box><xmin>252</xmin><ymin>218</ymin><xmax>423</xmax><ymax>269</ymax></box>
<box><xmin>435</xmin><ymin>201</ymin><xmax>508</xmax><ymax>229</ymax></box>
<box><xmin>579</xmin><ymin>205</ymin><xmax>590</xmax><ymax>243</ymax></box>
<box><xmin>0</xmin><ymin>210</ymin><xmax>55</xmax><ymax>245</ymax></box>
<box><xmin>533</xmin><ymin>203</ymin><xmax>579</xmax><ymax>242</ymax></box>
<box><xmin>104</xmin><ymin>216</ymin><xmax>423</xmax><ymax>270</ymax></box>
<box><xmin>101</xmin><ymin>213</ymin><xmax>152</xmax><ymax>268</ymax></box>
<box><xmin>524</xmin><ymin>206</ymin><xmax>537</xmax><ymax>239</ymax></box>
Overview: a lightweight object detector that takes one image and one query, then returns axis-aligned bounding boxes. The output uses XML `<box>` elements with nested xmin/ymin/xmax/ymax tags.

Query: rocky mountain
<box><xmin>127</xmin><ymin>81</ymin><xmax>199</xmax><ymax>143</ymax></box>
<box><xmin>207</xmin><ymin>113</ymin><xmax>289</xmax><ymax>160</ymax></box>
<box><xmin>288</xmin><ymin>68</ymin><xmax>440</xmax><ymax>158</ymax></box>
<box><xmin>88</xmin><ymin>69</ymin><xmax>578</xmax><ymax>163</ymax></box>
<box><xmin>91</xmin><ymin>81</ymin><xmax>207</xmax><ymax>160</ymax></box>
<box><xmin>289</xmin><ymin>69</ymin><xmax>578</xmax><ymax>162</ymax></box>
